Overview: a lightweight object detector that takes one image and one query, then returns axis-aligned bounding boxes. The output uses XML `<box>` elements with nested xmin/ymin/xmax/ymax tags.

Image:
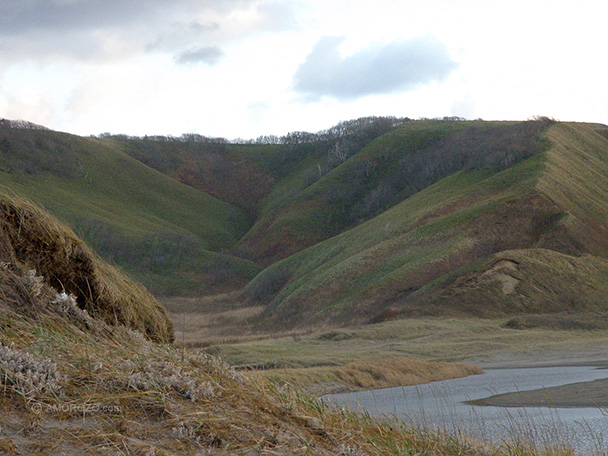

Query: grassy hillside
<box><xmin>118</xmin><ymin>137</ymin><xmax>280</xmax><ymax>217</ymax></box>
<box><xmin>243</xmin><ymin>121</ymin><xmax>608</xmax><ymax>328</ymax></box>
<box><xmin>2</xmin><ymin>118</ymin><xmax>607</xmax><ymax>329</ymax></box>
<box><xmin>118</xmin><ymin>117</ymin><xmax>405</xmax><ymax>265</ymax></box>
<box><xmin>0</xmin><ymin>124</ymin><xmax>261</xmax><ymax>294</ymax></box>
<box><xmin>118</xmin><ymin>119</ymin><xmax>554</xmax><ymax>270</ymax></box>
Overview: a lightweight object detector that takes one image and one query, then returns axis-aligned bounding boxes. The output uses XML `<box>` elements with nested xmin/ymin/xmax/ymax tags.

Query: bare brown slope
<box><xmin>120</xmin><ymin>139</ymin><xmax>276</xmax><ymax>217</ymax></box>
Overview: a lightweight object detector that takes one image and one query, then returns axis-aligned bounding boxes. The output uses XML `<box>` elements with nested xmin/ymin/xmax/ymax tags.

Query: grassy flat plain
<box><xmin>167</xmin><ymin>298</ymin><xmax>608</xmax><ymax>393</ymax></box>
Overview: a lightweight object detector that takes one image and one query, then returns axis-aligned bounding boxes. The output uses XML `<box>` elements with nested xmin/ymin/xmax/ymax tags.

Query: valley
<box><xmin>0</xmin><ymin>116</ymin><xmax>607</xmax><ymax>454</ymax></box>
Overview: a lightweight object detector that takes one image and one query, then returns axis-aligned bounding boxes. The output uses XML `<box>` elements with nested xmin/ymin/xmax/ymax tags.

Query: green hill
<box><xmin>0</xmin><ymin>124</ymin><xmax>261</xmax><ymax>294</ymax></box>
<box><xmin>2</xmin><ymin>118</ymin><xmax>608</xmax><ymax>331</ymax></box>
<box><xmin>116</xmin><ymin>117</ymin><xmax>404</xmax><ymax>265</ymax></box>
<box><xmin>242</xmin><ymin>121</ymin><xmax>608</xmax><ymax>328</ymax></box>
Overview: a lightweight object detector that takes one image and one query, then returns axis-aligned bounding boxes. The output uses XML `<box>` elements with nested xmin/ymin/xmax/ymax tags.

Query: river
<box><xmin>326</xmin><ymin>366</ymin><xmax>608</xmax><ymax>454</ymax></box>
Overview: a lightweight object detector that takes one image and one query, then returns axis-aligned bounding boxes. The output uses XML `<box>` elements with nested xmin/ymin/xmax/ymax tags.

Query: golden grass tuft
<box><xmin>0</xmin><ymin>189</ymin><xmax>173</xmax><ymax>343</ymax></box>
<box><xmin>262</xmin><ymin>355</ymin><xmax>483</xmax><ymax>394</ymax></box>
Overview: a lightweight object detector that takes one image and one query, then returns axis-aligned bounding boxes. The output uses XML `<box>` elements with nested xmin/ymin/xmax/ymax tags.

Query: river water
<box><xmin>327</xmin><ymin>366</ymin><xmax>608</xmax><ymax>454</ymax></box>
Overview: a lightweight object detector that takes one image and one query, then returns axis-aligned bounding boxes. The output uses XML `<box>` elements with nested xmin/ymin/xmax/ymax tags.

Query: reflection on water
<box><xmin>326</xmin><ymin>366</ymin><xmax>608</xmax><ymax>454</ymax></box>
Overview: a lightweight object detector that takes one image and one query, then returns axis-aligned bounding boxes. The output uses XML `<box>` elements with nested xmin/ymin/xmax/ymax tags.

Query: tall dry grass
<box><xmin>263</xmin><ymin>355</ymin><xmax>483</xmax><ymax>394</ymax></box>
<box><xmin>0</xmin><ymin>188</ymin><xmax>173</xmax><ymax>342</ymax></box>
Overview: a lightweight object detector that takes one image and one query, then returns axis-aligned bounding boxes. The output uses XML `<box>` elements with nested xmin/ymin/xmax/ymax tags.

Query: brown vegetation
<box><xmin>0</xmin><ymin>190</ymin><xmax>174</xmax><ymax>342</ymax></box>
<box><xmin>263</xmin><ymin>356</ymin><xmax>483</xmax><ymax>394</ymax></box>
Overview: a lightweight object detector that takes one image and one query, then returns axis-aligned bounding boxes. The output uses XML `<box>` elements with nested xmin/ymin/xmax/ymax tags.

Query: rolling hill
<box><xmin>2</xmin><ymin>117</ymin><xmax>608</xmax><ymax>331</ymax></box>
<box><xmin>245</xmin><ymin>121</ymin><xmax>608</xmax><ymax>328</ymax></box>
<box><xmin>0</xmin><ymin>122</ymin><xmax>261</xmax><ymax>295</ymax></box>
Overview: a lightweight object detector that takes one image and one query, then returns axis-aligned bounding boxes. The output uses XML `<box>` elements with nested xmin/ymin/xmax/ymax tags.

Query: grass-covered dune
<box><xmin>245</xmin><ymin>122</ymin><xmax>608</xmax><ymax>328</ymax></box>
<box><xmin>0</xmin><ymin>123</ymin><xmax>261</xmax><ymax>294</ymax></box>
<box><xmin>0</xmin><ymin>189</ymin><xmax>173</xmax><ymax>342</ymax></box>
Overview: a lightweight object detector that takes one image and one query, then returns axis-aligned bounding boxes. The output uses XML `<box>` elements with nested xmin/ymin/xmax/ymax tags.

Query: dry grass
<box><xmin>206</xmin><ymin>316</ymin><xmax>608</xmax><ymax>398</ymax></box>
<box><xmin>437</xmin><ymin>248</ymin><xmax>608</xmax><ymax>316</ymax></box>
<box><xmin>262</xmin><ymin>356</ymin><xmax>482</xmax><ymax>394</ymax></box>
<box><xmin>0</xmin><ymin>297</ymin><xmax>579</xmax><ymax>456</ymax></box>
<box><xmin>0</xmin><ymin>188</ymin><xmax>173</xmax><ymax>342</ymax></box>
<box><xmin>538</xmin><ymin>123</ymin><xmax>608</xmax><ymax>256</ymax></box>
<box><xmin>164</xmin><ymin>295</ymin><xmax>318</xmax><ymax>346</ymax></box>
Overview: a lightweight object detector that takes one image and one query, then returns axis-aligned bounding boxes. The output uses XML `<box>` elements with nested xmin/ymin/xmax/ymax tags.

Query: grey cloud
<box><xmin>293</xmin><ymin>36</ymin><xmax>457</xmax><ymax>100</ymax></box>
<box><xmin>0</xmin><ymin>0</ymin><xmax>171</xmax><ymax>34</ymax></box>
<box><xmin>175</xmin><ymin>46</ymin><xmax>224</xmax><ymax>65</ymax></box>
<box><xmin>146</xmin><ymin>21</ymin><xmax>220</xmax><ymax>52</ymax></box>
<box><xmin>0</xmin><ymin>0</ymin><xmax>248</xmax><ymax>60</ymax></box>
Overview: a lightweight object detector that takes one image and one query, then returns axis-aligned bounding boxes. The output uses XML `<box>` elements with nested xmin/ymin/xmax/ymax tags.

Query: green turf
<box><xmin>0</xmin><ymin>126</ymin><xmax>259</xmax><ymax>294</ymax></box>
<box><xmin>243</xmin><ymin>122</ymin><xmax>608</xmax><ymax>327</ymax></box>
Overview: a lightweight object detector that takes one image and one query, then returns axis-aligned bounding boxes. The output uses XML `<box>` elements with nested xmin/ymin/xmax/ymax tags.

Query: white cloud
<box><xmin>293</xmin><ymin>35</ymin><xmax>457</xmax><ymax>100</ymax></box>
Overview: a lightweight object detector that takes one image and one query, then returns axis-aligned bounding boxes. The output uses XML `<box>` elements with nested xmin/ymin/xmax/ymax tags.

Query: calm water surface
<box><xmin>327</xmin><ymin>366</ymin><xmax>608</xmax><ymax>454</ymax></box>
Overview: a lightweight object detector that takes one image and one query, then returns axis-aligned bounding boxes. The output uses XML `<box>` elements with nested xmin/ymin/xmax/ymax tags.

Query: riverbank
<box><xmin>464</xmin><ymin>342</ymin><xmax>608</xmax><ymax>370</ymax></box>
<box><xmin>201</xmin><ymin>317</ymin><xmax>608</xmax><ymax>396</ymax></box>
<box><xmin>465</xmin><ymin>342</ymin><xmax>608</xmax><ymax>408</ymax></box>
<box><xmin>470</xmin><ymin>376</ymin><xmax>608</xmax><ymax>408</ymax></box>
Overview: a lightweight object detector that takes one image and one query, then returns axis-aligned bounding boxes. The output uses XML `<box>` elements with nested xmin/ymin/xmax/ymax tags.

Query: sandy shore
<box><xmin>464</xmin><ymin>343</ymin><xmax>608</xmax><ymax>408</ymax></box>
<box><xmin>470</xmin><ymin>377</ymin><xmax>608</xmax><ymax>408</ymax></box>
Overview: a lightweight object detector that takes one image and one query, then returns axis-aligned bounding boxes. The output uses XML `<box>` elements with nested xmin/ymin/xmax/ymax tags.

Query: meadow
<box><xmin>167</xmin><ymin>296</ymin><xmax>608</xmax><ymax>394</ymax></box>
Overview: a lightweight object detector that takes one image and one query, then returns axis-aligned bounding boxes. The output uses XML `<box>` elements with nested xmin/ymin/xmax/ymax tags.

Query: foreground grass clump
<box><xmin>0</xmin><ymin>189</ymin><xmax>173</xmax><ymax>342</ymax></box>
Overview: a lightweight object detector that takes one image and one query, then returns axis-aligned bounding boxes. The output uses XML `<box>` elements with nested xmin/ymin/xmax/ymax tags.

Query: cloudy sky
<box><xmin>1</xmin><ymin>0</ymin><xmax>607</xmax><ymax>139</ymax></box>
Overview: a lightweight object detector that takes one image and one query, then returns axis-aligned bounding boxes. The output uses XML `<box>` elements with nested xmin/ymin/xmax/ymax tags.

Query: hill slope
<box><xmin>0</xmin><ymin>124</ymin><xmax>261</xmax><ymax>294</ymax></box>
<box><xmin>2</xmin><ymin>118</ymin><xmax>608</xmax><ymax>332</ymax></box>
<box><xmin>117</xmin><ymin>117</ymin><xmax>405</xmax><ymax>265</ymax></box>
<box><xmin>0</xmin><ymin>189</ymin><xmax>173</xmax><ymax>342</ymax></box>
<box><xmin>243</xmin><ymin>122</ymin><xmax>608</xmax><ymax>328</ymax></box>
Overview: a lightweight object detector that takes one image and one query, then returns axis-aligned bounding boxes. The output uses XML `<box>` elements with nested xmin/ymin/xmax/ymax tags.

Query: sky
<box><xmin>1</xmin><ymin>0</ymin><xmax>607</xmax><ymax>140</ymax></box>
